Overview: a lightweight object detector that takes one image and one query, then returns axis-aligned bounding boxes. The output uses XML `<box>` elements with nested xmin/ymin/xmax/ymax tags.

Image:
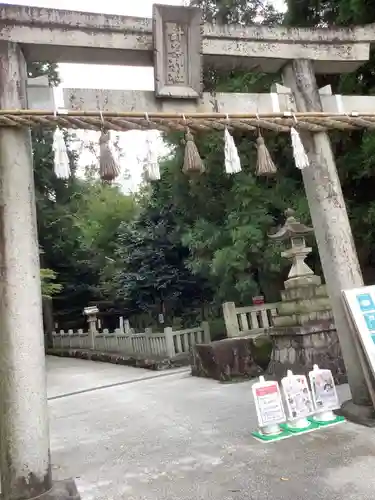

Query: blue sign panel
<box><xmin>363</xmin><ymin>312</ymin><xmax>375</xmax><ymax>332</ymax></box>
<box><xmin>356</xmin><ymin>293</ymin><xmax>375</xmax><ymax>312</ymax></box>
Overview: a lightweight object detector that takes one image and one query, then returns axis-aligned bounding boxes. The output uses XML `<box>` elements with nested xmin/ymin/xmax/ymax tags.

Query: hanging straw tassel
<box><xmin>290</xmin><ymin>127</ymin><xmax>309</xmax><ymax>170</ymax></box>
<box><xmin>144</xmin><ymin>133</ymin><xmax>160</xmax><ymax>181</ymax></box>
<box><xmin>99</xmin><ymin>131</ymin><xmax>120</xmax><ymax>183</ymax></box>
<box><xmin>183</xmin><ymin>128</ymin><xmax>205</xmax><ymax>174</ymax></box>
<box><xmin>256</xmin><ymin>132</ymin><xmax>277</xmax><ymax>176</ymax></box>
<box><xmin>224</xmin><ymin>127</ymin><xmax>241</xmax><ymax>174</ymax></box>
<box><xmin>52</xmin><ymin>127</ymin><xmax>70</xmax><ymax>180</ymax></box>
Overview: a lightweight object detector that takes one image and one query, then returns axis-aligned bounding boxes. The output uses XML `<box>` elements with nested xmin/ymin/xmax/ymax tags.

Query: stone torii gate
<box><xmin>2</xmin><ymin>3</ymin><xmax>375</xmax><ymax>499</ymax></box>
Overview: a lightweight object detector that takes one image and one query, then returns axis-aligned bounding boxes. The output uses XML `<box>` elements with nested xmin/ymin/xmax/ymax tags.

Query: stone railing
<box><xmin>222</xmin><ymin>301</ymin><xmax>280</xmax><ymax>338</ymax></box>
<box><xmin>52</xmin><ymin>322</ymin><xmax>211</xmax><ymax>359</ymax></box>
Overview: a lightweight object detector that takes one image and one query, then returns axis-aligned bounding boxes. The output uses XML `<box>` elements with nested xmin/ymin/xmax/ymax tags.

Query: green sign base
<box><xmin>281</xmin><ymin>419</ymin><xmax>320</xmax><ymax>433</ymax></box>
<box><xmin>252</xmin><ymin>415</ymin><xmax>346</xmax><ymax>443</ymax></box>
<box><xmin>308</xmin><ymin>415</ymin><xmax>346</xmax><ymax>426</ymax></box>
<box><xmin>251</xmin><ymin>428</ymin><xmax>291</xmax><ymax>442</ymax></box>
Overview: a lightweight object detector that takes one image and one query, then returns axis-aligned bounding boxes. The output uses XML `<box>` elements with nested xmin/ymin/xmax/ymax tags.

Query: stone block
<box><xmin>274</xmin><ymin>309</ymin><xmax>333</xmax><ymax>327</ymax></box>
<box><xmin>298</xmin><ymin>309</ymin><xmax>333</xmax><ymax>326</ymax></box>
<box><xmin>277</xmin><ymin>297</ymin><xmax>332</xmax><ymax>315</ymax></box>
<box><xmin>153</xmin><ymin>4</ymin><xmax>202</xmax><ymax>99</ymax></box>
<box><xmin>190</xmin><ymin>337</ymin><xmax>263</xmax><ymax>382</ymax></box>
<box><xmin>297</xmin><ymin>310</ymin><xmax>332</xmax><ymax>324</ymax></box>
<box><xmin>0</xmin><ymin>4</ymin><xmax>371</xmax><ymax>71</ymax></box>
<box><xmin>316</xmin><ymin>284</ymin><xmax>328</xmax><ymax>296</ymax></box>
<box><xmin>284</xmin><ymin>275</ymin><xmax>321</xmax><ymax>289</ymax></box>
<box><xmin>281</xmin><ymin>284</ymin><xmax>328</xmax><ymax>302</ymax></box>
<box><xmin>267</xmin><ymin>324</ymin><xmax>346</xmax><ymax>384</ymax></box>
<box><xmin>311</xmin><ymin>332</ymin><xmax>331</xmax><ymax>349</ymax></box>
<box><xmin>271</xmin><ymin>319</ymin><xmax>335</xmax><ymax>336</ymax></box>
<box><xmin>273</xmin><ymin>314</ymin><xmax>298</xmax><ymax>327</ymax></box>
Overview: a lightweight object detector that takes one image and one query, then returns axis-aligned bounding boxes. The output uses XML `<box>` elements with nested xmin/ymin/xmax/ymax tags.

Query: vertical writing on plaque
<box><xmin>164</xmin><ymin>22</ymin><xmax>188</xmax><ymax>85</ymax></box>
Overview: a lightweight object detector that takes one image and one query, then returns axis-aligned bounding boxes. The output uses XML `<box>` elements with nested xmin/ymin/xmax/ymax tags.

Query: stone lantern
<box><xmin>269</xmin><ymin>209</ymin><xmax>319</xmax><ymax>288</ymax></box>
<box><xmin>267</xmin><ymin>210</ymin><xmax>346</xmax><ymax>383</ymax></box>
<box><xmin>83</xmin><ymin>305</ymin><xmax>99</xmax><ymax>349</ymax></box>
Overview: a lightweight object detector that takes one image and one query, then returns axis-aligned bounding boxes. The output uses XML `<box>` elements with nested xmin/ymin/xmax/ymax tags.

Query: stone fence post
<box><xmin>83</xmin><ymin>306</ymin><xmax>99</xmax><ymax>350</ymax></box>
<box><xmin>202</xmin><ymin>321</ymin><xmax>211</xmax><ymax>344</ymax></box>
<box><xmin>164</xmin><ymin>327</ymin><xmax>176</xmax><ymax>358</ymax></box>
<box><xmin>119</xmin><ymin>317</ymin><xmax>131</xmax><ymax>334</ymax></box>
<box><xmin>222</xmin><ymin>302</ymin><xmax>240</xmax><ymax>338</ymax></box>
<box><xmin>144</xmin><ymin>327</ymin><xmax>152</xmax><ymax>355</ymax></box>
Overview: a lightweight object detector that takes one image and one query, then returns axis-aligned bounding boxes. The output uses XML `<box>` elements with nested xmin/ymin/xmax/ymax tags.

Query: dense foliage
<box><xmin>31</xmin><ymin>0</ymin><xmax>375</xmax><ymax>331</ymax></box>
<box><xmin>30</xmin><ymin>63</ymin><xmax>136</xmax><ymax>329</ymax></box>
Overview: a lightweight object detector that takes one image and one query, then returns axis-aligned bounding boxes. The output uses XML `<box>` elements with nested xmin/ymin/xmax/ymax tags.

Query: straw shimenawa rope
<box><xmin>0</xmin><ymin>110</ymin><xmax>375</xmax><ymax>133</ymax></box>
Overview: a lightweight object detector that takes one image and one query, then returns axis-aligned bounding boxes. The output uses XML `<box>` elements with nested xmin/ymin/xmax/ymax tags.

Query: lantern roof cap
<box><xmin>269</xmin><ymin>209</ymin><xmax>314</xmax><ymax>241</ymax></box>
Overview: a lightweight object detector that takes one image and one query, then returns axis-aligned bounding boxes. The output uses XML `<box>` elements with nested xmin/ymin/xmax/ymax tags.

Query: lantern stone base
<box><xmin>0</xmin><ymin>480</ymin><xmax>80</xmax><ymax>500</ymax></box>
<box><xmin>274</xmin><ymin>278</ymin><xmax>333</xmax><ymax>328</ymax></box>
<box><xmin>35</xmin><ymin>480</ymin><xmax>80</xmax><ymax>500</ymax></box>
<box><xmin>267</xmin><ymin>320</ymin><xmax>347</xmax><ymax>384</ymax></box>
<box><xmin>338</xmin><ymin>399</ymin><xmax>375</xmax><ymax>427</ymax></box>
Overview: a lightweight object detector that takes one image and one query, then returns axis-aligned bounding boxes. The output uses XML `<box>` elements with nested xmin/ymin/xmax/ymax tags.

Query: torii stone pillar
<box><xmin>0</xmin><ymin>42</ymin><xmax>79</xmax><ymax>500</ymax></box>
<box><xmin>282</xmin><ymin>60</ymin><xmax>375</xmax><ymax>424</ymax></box>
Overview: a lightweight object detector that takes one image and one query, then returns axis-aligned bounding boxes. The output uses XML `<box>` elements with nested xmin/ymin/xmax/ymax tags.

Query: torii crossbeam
<box><xmin>1</xmin><ymin>3</ymin><xmax>375</xmax><ymax>500</ymax></box>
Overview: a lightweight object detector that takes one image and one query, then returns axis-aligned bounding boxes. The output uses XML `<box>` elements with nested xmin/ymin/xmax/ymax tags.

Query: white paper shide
<box><xmin>224</xmin><ymin>127</ymin><xmax>242</xmax><ymax>174</ymax></box>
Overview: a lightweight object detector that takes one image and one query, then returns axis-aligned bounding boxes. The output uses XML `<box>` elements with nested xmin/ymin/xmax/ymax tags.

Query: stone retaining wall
<box><xmin>267</xmin><ymin>321</ymin><xmax>346</xmax><ymax>384</ymax></box>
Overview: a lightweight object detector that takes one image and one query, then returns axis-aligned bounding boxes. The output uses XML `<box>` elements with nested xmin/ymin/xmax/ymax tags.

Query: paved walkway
<box><xmin>48</xmin><ymin>356</ymin><xmax>375</xmax><ymax>500</ymax></box>
<box><xmin>46</xmin><ymin>356</ymin><xmax>188</xmax><ymax>400</ymax></box>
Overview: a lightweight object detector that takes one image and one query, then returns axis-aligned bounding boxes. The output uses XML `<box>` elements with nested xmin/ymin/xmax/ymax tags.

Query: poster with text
<box><xmin>309</xmin><ymin>369</ymin><xmax>339</xmax><ymax>411</ymax></box>
<box><xmin>252</xmin><ymin>381</ymin><xmax>286</xmax><ymax>427</ymax></box>
<box><xmin>282</xmin><ymin>374</ymin><xmax>314</xmax><ymax>419</ymax></box>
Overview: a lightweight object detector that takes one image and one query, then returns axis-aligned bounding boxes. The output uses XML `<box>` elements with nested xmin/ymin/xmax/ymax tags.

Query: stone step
<box><xmin>277</xmin><ymin>296</ymin><xmax>332</xmax><ymax>316</ymax></box>
<box><xmin>281</xmin><ymin>284</ymin><xmax>328</xmax><ymax>302</ymax></box>
<box><xmin>273</xmin><ymin>309</ymin><xmax>333</xmax><ymax>327</ymax></box>
<box><xmin>284</xmin><ymin>275</ymin><xmax>322</xmax><ymax>289</ymax></box>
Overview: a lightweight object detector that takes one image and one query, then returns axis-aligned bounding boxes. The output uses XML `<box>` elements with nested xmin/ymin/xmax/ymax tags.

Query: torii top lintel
<box><xmin>0</xmin><ymin>3</ymin><xmax>373</xmax><ymax>98</ymax></box>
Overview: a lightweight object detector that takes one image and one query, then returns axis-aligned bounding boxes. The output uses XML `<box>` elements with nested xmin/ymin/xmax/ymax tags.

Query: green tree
<box><xmin>191</xmin><ymin>0</ymin><xmax>282</xmax><ymax>25</ymax></box>
<box><xmin>33</xmin><ymin>0</ymin><xmax>375</xmax><ymax>334</ymax></box>
<box><xmin>114</xmin><ymin>190</ymin><xmax>212</xmax><ymax>322</ymax></box>
<box><xmin>72</xmin><ymin>180</ymin><xmax>137</xmax><ymax>298</ymax></box>
<box><xmin>30</xmin><ymin>62</ymin><xmax>138</xmax><ymax>328</ymax></box>
<box><xmin>110</xmin><ymin>0</ymin><xmax>309</xmax><ymax>310</ymax></box>
<box><xmin>130</xmin><ymin>5</ymin><xmax>305</xmax><ymax>305</ymax></box>
<box><xmin>40</xmin><ymin>268</ymin><xmax>62</xmax><ymax>298</ymax></box>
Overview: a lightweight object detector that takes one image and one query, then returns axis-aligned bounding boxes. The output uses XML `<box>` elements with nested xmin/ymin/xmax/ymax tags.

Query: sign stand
<box><xmin>251</xmin><ymin>370</ymin><xmax>344</xmax><ymax>444</ymax></box>
<box><xmin>281</xmin><ymin>370</ymin><xmax>317</xmax><ymax>433</ymax></box>
<box><xmin>308</xmin><ymin>365</ymin><xmax>345</xmax><ymax>426</ymax></box>
<box><xmin>251</xmin><ymin>376</ymin><xmax>288</xmax><ymax>442</ymax></box>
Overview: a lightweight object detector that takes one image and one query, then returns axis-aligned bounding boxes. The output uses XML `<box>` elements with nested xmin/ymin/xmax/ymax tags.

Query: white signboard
<box><xmin>309</xmin><ymin>368</ymin><xmax>339</xmax><ymax>412</ymax></box>
<box><xmin>252</xmin><ymin>380</ymin><xmax>286</xmax><ymax>427</ymax></box>
<box><xmin>282</xmin><ymin>373</ymin><xmax>314</xmax><ymax>420</ymax></box>
<box><xmin>343</xmin><ymin>285</ymin><xmax>375</xmax><ymax>377</ymax></box>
